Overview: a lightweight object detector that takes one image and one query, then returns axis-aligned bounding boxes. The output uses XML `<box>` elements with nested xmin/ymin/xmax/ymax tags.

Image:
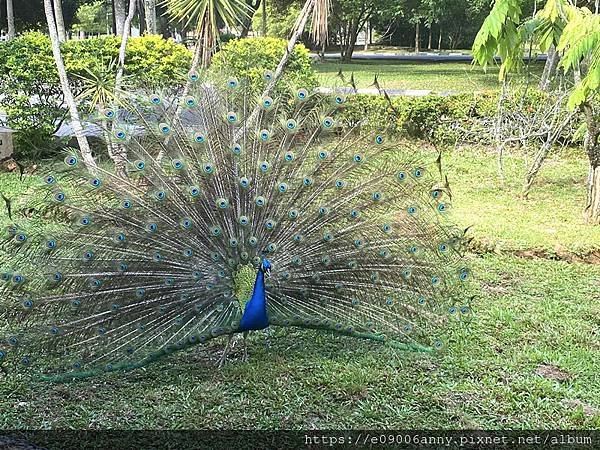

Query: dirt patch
<box><xmin>514</xmin><ymin>249</ymin><xmax>600</xmax><ymax>265</ymax></box>
<box><xmin>535</xmin><ymin>363</ymin><xmax>571</xmax><ymax>381</ymax></box>
<box><xmin>562</xmin><ymin>399</ymin><xmax>599</xmax><ymax>417</ymax></box>
<box><xmin>467</xmin><ymin>239</ymin><xmax>600</xmax><ymax>264</ymax></box>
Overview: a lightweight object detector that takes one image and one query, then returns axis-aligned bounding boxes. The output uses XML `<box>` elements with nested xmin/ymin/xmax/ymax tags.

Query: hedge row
<box><xmin>0</xmin><ymin>34</ymin><xmax>316</xmax><ymax>159</ymax></box>
<box><xmin>338</xmin><ymin>89</ymin><xmax>555</xmax><ymax>143</ymax></box>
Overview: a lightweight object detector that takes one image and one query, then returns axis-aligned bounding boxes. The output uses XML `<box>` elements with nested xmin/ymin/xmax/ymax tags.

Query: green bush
<box><xmin>0</xmin><ymin>32</ymin><xmax>64</xmax><ymax>159</ymax></box>
<box><xmin>62</xmin><ymin>34</ymin><xmax>191</xmax><ymax>88</ymax></box>
<box><xmin>0</xmin><ymin>32</ymin><xmax>191</xmax><ymax>159</ymax></box>
<box><xmin>211</xmin><ymin>37</ymin><xmax>317</xmax><ymax>90</ymax></box>
<box><xmin>340</xmin><ymin>89</ymin><xmax>559</xmax><ymax>143</ymax></box>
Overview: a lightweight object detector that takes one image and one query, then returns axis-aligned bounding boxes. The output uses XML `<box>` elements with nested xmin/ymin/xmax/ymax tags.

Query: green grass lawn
<box><xmin>314</xmin><ymin>61</ymin><xmax>545</xmax><ymax>93</ymax></box>
<box><xmin>447</xmin><ymin>146</ymin><xmax>600</xmax><ymax>257</ymax></box>
<box><xmin>0</xmin><ymin>255</ymin><xmax>598</xmax><ymax>429</ymax></box>
<box><xmin>0</xmin><ymin>143</ymin><xmax>598</xmax><ymax>430</ymax></box>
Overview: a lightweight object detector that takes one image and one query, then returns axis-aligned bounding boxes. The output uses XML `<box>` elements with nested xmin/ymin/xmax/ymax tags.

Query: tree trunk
<box><xmin>539</xmin><ymin>45</ymin><xmax>559</xmax><ymax>91</ymax></box>
<box><xmin>144</xmin><ymin>0</ymin><xmax>157</xmax><ymax>34</ymax></box>
<box><xmin>342</xmin><ymin>20</ymin><xmax>359</xmax><ymax>62</ymax></box>
<box><xmin>114</xmin><ymin>0</ymin><xmax>127</xmax><ymax>36</ymax></box>
<box><xmin>437</xmin><ymin>26</ymin><xmax>442</xmax><ymax>49</ymax></box>
<box><xmin>427</xmin><ymin>24</ymin><xmax>432</xmax><ymax>50</ymax></box>
<box><xmin>157</xmin><ymin>2</ymin><xmax>171</xmax><ymax>38</ymax></box>
<box><xmin>43</xmin><ymin>0</ymin><xmax>96</xmax><ymax>172</ymax></box>
<box><xmin>414</xmin><ymin>20</ymin><xmax>420</xmax><ymax>53</ymax></box>
<box><xmin>364</xmin><ymin>21</ymin><xmax>369</xmax><ymax>51</ymax></box>
<box><xmin>523</xmin><ymin>140</ymin><xmax>552</xmax><ymax>197</ymax></box>
<box><xmin>54</xmin><ymin>0</ymin><xmax>67</xmax><ymax>41</ymax></box>
<box><xmin>109</xmin><ymin>0</ymin><xmax>136</xmax><ymax>178</ymax></box>
<box><xmin>138</xmin><ymin>0</ymin><xmax>146</xmax><ymax>33</ymax></box>
<box><xmin>261</xmin><ymin>0</ymin><xmax>267</xmax><ymax>36</ymax></box>
<box><xmin>582</xmin><ymin>102</ymin><xmax>600</xmax><ymax>224</ymax></box>
<box><xmin>6</xmin><ymin>0</ymin><xmax>15</xmax><ymax>40</ymax></box>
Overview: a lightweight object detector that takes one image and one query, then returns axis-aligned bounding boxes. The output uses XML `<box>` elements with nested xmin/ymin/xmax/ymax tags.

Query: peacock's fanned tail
<box><xmin>0</xmin><ymin>69</ymin><xmax>471</xmax><ymax>381</ymax></box>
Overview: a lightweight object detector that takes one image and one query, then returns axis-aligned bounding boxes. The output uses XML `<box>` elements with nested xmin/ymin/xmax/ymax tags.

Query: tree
<box><xmin>473</xmin><ymin>0</ymin><xmax>600</xmax><ymax>223</ymax></box>
<box><xmin>54</xmin><ymin>0</ymin><xmax>67</xmax><ymax>41</ymax></box>
<box><xmin>42</xmin><ymin>0</ymin><xmax>96</xmax><ymax>171</ymax></box>
<box><xmin>557</xmin><ymin>5</ymin><xmax>600</xmax><ymax>223</ymax></box>
<box><xmin>72</xmin><ymin>1</ymin><xmax>110</xmax><ymax>36</ymax></box>
<box><xmin>6</xmin><ymin>0</ymin><xmax>15</xmax><ymax>40</ymax></box>
<box><xmin>332</xmin><ymin>0</ymin><xmax>398</xmax><ymax>61</ymax></box>
<box><xmin>164</xmin><ymin>0</ymin><xmax>251</xmax><ymax>67</ymax></box>
<box><xmin>144</xmin><ymin>0</ymin><xmax>157</xmax><ymax>33</ymax></box>
<box><xmin>114</xmin><ymin>0</ymin><xmax>127</xmax><ymax>35</ymax></box>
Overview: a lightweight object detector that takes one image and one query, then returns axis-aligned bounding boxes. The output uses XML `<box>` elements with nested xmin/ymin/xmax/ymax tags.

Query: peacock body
<box><xmin>0</xmin><ymin>67</ymin><xmax>471</xmax><ymax>381</ymax></box>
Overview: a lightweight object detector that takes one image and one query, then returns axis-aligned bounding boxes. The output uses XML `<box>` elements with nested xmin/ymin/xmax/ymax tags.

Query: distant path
<box><xmin>318</xmin><ymin>51</ymin><xmax>548</xmax><ymax>63</ymax></box>
<box><xmin>315</xmin><ymin>87</ymin><xmax>453</xmax><ymax>97</ymax></box>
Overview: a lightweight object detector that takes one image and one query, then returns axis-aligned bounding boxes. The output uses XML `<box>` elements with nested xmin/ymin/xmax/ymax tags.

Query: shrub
<box><xmin>0</xmin><ymin>32</ymin><xmax>64</xmax><ymax>159</ymax></box>
<box><xmin>0</xmin><ymin>33</ymin><xmax>191</xmax><ymax>159</ymax></box>
<box><xmin>62</xmin><ymin>34</ymin><xmax>191</xmax><ymax>88</ymax></box>
<box><xmin>339</xmin><ymin>89</ymin><xmax>563</xmax><ymax>144</ymax></box>
<box><xmin>211</xmin><ymin>37</ymin><xmax>317</xmax><ymax>90</ymax></box>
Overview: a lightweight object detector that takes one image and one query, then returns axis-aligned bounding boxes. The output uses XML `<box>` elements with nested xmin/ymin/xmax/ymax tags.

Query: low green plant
<box><xmin>0</xmin><ymin>33</ymin><xmax>192</xmax><ymax>160</ymax></box>
<box><xmin>211</xmin><ymin>37</ymin><xmax>317</xmax><ymax>90</ymax></box>
<box><xmin>340</xmin><ymin>89</ymin><xmax>567</xmax><ymax>143</ymax></box>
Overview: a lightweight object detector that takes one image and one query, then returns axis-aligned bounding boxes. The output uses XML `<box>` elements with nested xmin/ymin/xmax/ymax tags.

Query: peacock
<box><xmin>0</xmin><ymin>66</ymin><xmax>472</xmax><ymax>382</ymax></box>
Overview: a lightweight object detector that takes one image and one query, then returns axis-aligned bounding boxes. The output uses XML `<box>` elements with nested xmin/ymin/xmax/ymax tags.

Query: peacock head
<box><xmin>260</xmin><ymin>259</ymin><xmax>272</xmax><ymax>276</ymax></box>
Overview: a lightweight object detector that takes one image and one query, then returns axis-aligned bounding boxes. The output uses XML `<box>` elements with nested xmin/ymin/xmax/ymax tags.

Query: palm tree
<box><xmin>114</xmin><ymin>0</ymin><xmax>127</xmax><ymax>35</ymax></box>
<box><xmin>164</xmin><ymin>0</ymin><xmax>252</xmax><ymax>68</ymax></box>
<box><xmin>54</xmin><ymin>0</ymin><xmax>67</xmax><ymax>41</ymax></box>
<box><xmin>144</xmin><ymin>0</ymin><xmax>158</xmax><ymax>33</ymax></box>
<box><xmin>6</xmin><ymin>0</ymin><xmax>15</xmax><ymax>40</ymax></box>
<box><xmin>43</xmin><ymin>0</ymin><xmax>97</xmax><ymax>171</ymax></box>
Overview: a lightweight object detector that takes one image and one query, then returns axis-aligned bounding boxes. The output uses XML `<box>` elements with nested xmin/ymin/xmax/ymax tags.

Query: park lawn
<box><xmin>0</xmin><ymin>254</ymin><xmax>598</xmax><ymax>429</ymax></box>
<box><xmin>446</xmin><ymin>145</ymin><xmax>600</xmax><ymax>258</ymax></box>
<box><xmin>314</xmin><ymin>61</ymin><xmax>545</xmax><ymax>93</ymax></box>
<box><xmin>0</xmin><ymin>143</ymin><xmax>598</xmax><ymax>430</ymax></box>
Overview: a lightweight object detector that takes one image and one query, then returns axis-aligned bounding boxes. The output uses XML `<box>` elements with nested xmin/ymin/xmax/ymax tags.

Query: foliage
<box><xmin>0</xmin><ymin>32</ymin><xmax>191</xmax><ymax>159</ymax></box>
<box><xmin>211</xmin><ymin>37</ymin><xmax>317</xmax><ymax>89</ymax></box>
<box><xmin>71</xmin><ymin>1</ymin><xmax>110</xmax><ymax>34</ymax></box>
<box><xmin>163</xmin><ymin>0</ymin><xmax>251</xmax><ymax>30</ymax></box>
<box><xmin>251</xmin><ymin>3</ymin><xmax>301</xmax><ymax>38</ymax></box>
<box><xmin>330</xmin><ymin>0</ymin><xmax>400</xmax><ymax>60</ymax></box>
<box><xmin>163</xmin><ymin>0</ymin><xmax>251</xmax><ymax>65</ymax></box>
<box><xmin>471</xmin><ymin>0</ymin><xmax>523</xmax><ymax>77</ymax></box>
<box><xmin>374</xmin><ymin>0</ymin><xmax>494</xmax><ymax>50</ymax></box>
<box><xmin>339</xmin><ymin>90</ymin><xmax>551</xmax><ymax>143</ymax></box>
<box><xmin>0</xmin><ymin>32</ymin><xmax>64</xmax><ymax>159</ymax></box>
<box><xmin>557</xmin><ymin>6</ymin><xmax>600</xmax><ymax>108</ymax></box>
<box><xmin>62</xmin><ymin>34</ymin><xmax>192</xmax><ymax>88</ymax></box>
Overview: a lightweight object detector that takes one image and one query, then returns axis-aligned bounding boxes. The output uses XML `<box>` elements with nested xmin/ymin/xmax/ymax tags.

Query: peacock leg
<box><xmin>217</xmin><ymin>334</ymin><xmax>234</xmax><ymax>369</ymax></box>
<box><xmin>242</xmin><ymin>331</ymin><xmax>249</xmax><ymax>362</ymax></box>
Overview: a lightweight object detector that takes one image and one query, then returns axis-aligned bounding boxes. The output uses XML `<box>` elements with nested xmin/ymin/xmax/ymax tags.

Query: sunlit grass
<box><xmin>314</xmin><ymin>61</ymin><xmax>545</xmax><ymax>93</ymax></box>
<box><xmin>0</xmin><ymin>142</ymin><xmax>598</xmax><ymax>430</ymax></box>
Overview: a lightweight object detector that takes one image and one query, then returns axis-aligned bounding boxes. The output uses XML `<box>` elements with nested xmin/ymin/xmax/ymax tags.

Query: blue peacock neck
<box><xmin>238</xmin><ymin>259</ymin><xmax>270</xmax><ymax>332</ymax></box>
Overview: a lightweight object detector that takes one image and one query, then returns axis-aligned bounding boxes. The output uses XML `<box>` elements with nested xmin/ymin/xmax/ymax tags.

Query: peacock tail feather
<box><xmin>0</xmin><ymin>67</ymin><xmax>472</xmax><ymax>381</ymax></box>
